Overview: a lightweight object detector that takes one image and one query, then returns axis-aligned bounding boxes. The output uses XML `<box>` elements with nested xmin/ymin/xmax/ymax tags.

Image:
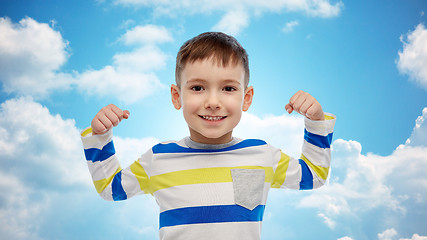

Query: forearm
<box><xmin>81</xmin><ymin>127</ymin><xmax>151</xmax><ymax>200</ymax></box>
<box><xmin>81</xmin><ymin>127</ymin><xmax>123</xmax><ymax>200</ymax></box>
<box><xmin>299</xmin><ymin>113</ymin><xmax>336</xmax><ymax>189</ymax></box>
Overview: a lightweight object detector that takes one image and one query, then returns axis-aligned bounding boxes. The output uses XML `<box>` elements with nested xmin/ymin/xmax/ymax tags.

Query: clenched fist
<box><xmin>285</xmin><ymin>90</ymin><xmax>324</xmax><ymax>121</ymax></box>
<box><xmin>91</xmin><ymin>104</ymin><xmax>130</xmax><ymax>135</ymax></box>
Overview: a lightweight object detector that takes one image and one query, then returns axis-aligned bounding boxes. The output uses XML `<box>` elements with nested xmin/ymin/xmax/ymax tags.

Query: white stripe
<box><xmin>87</xmin><ymin>155</ymin><xmax>120</xmax><ymax>181</ymax></box>
<box><xmin>81</xmin><ymin>129</ymin><xmax>113</xmax><ymax>149</ymax></box>
<box><xmin>302</xmin><ymin>140</ymin><xmax>331</xmax><ymax>168</ymax></box>
<box><xmin>271</xmin><ymin>146</ymin><xmax>282</xmax><ymax>172</ymax></box>
<box><xmin>121</xmin><ymin>167</ymin><xmax>147</xmax><ymax>198</ymax></box>
<box><xmin>304</xmin><ymin>113</ymin><xmax>335</xmax><ymax>136</ymax></box>
<box><xmin>282</xmin><ymin>156</ymin><xmax>302</xmax><ymax>189</ymax></box>
<box><xmin>312</xmin><ymin>178</ymin><xmax>325</xmax><ymax>189</ymax></box>
<box><xmin>99</xmin><ymin>185</ymin><xmax>113</xmax><ymax>201</ymax></box>
<box><xmin>154</xmin><ymin>182</ymin><xmax>271</xmax><ymax>212</ymax></box>
<box><xmin>159</xmin><ymin>221</ymin><xmax>262</xmax><ymax>240</ymax></box>
<box><xmin>149</xmin><ymin>145</ymin><xmax>276</xmax><ymax>176</ymax></box>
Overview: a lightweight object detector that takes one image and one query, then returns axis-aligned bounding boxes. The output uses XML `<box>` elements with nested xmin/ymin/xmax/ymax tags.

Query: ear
<box><xmin>242</xmin><ymin>86</ymin><xmax>254</xmax><ymax>112</ymax></box>
<box><xmin>171</xmin><ymin>84</ymin><xmax>182</xmax><ymax>110</ymax></box>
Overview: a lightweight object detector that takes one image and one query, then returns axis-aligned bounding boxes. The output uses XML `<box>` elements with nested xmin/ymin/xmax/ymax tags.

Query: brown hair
<box><xmin>175</xmin><ymin>32</ymin><xmax>249</xmax><ymax>88</ymax></box>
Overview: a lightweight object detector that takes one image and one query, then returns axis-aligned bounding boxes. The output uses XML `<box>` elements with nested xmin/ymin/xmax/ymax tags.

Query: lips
<box><xmin>200</xmin><ymin>115</ymin><xmax>226</xmax><ymax>121</ymax></box>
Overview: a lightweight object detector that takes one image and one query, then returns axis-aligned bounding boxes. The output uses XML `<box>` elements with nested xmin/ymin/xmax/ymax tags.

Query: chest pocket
<box><xmin>230</xmin><ymin>169</ymin><xmax>265</xmax><ymax>210</ymax></box>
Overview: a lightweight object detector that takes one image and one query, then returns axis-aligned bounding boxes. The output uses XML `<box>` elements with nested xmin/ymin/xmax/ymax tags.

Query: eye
<box><xmin>223</xmin><ymin>86</ymin><xmax>237</xmax><ymax>92</ymax></box>
<box><xmin>191</xmin><ymin>86</ymin><xmax>204</xmax><ymax>91</ymax></box>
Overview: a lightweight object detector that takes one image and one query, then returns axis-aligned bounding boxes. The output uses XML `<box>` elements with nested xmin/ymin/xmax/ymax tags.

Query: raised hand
<box><xmin>285</xmin><ymin>90</ymin><xmax>324</xmax><ymax>121</ymax></box>
<box><xmin>91</xmin><ymin>104</ymin><xmax>130</xmax><ymax>135</ymax></box>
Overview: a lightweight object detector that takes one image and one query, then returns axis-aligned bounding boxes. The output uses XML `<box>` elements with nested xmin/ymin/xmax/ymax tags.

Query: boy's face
<box><xmin>171</xmin><ymin>58</ymin><xmax>253</xmax><ymax>144</ymax></box>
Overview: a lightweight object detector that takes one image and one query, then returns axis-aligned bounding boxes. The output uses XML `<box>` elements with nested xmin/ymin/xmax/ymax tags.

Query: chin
<box><xmin>204</xmin><ymin>132</ymin><xmax>232</xmax><ymax>140</ymax></box>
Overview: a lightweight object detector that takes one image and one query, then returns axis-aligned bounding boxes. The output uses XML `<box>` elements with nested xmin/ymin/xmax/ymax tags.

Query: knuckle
<box><xmin>101</xmin><ymin>106</ymin><xmax>109</xmax><ymax>113</ymax></box>
<box><xmin>105</xmin><ymin>122</ymin><xmax>113</xmax><ymax>129</ymax></box>
<box><xmin>301</xmin><ymin>106</ymin><xmax>308</xmax><ymax>112</ymax></box>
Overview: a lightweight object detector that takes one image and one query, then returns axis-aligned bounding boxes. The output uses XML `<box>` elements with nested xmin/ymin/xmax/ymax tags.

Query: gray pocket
<box><xmin>231</xmin><ymin>169</ymin><xmax>265</xmax><ymax>210</ymax></box>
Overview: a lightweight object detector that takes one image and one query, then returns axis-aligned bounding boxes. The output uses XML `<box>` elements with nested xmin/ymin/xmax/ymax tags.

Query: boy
<box><xmin>81</xmin><ymin>32</ymin><xmax>335</xmax><ymax>240</ymax></box>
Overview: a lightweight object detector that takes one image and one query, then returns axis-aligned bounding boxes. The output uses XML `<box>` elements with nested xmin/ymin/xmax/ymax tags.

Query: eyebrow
<box><xmin>221</xmin><ymin>79</ymin><xmax>241</xmax><ymax>85</ymax></box>
<box><xmin>186</xmin><ymin>78</ymin><xmax>207</xmax><ymax>84</ymax></box>
<box><xmin>184</xmin><ymin>78</ymin><xmax>243</xmax><ymax>88</ymax></box>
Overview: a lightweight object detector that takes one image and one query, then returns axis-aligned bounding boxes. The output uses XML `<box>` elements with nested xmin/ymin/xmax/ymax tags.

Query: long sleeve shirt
<box><xmin>81</xmin><ymin>114</ymin><xmax>336</xmax><ymax>240</ymax></box>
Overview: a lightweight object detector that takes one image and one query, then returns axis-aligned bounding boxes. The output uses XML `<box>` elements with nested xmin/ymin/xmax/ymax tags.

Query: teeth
<box><xmin>202</xmin><ymin>116</ymin><xmax>224</xmax><ymax>121</ymax></box>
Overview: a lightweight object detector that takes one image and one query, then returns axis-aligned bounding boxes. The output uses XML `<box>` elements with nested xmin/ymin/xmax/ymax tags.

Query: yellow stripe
<box><xmin>93</xmin><ymin>166</ymin><xmax>122</xmax><ymax>193</ymax></box>
<box><xmin>81</xmin><ymin>127</ymin><xmax>92</xmax><ymax>137</ymax></box>
<box><xmin>300</xmin><ymin>154</ymin><xmax>329</xmax><ymax>180</ymax></box>
<box><xmin>149</xmin><ymin>166</ymin><xmax>273</xmax><ymax>194</ymax></box>
<box><xmin>130</xmin><ymin>161</ymin><xmax>150</xmax><ymax>193</ymax></box>
<box><xmin>324</xmin><ymin>115</ymin><xmax>335</xmax><ymax>120</ymax></box>
<box><xmin>271</xmin><ymin>152</ymin><xmax>290</xmax><ymax>188</ymax></box>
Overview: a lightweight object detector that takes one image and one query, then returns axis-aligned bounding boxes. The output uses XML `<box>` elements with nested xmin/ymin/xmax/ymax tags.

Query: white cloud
<box><xmin>377</xmin><ymin>229</ymin><xmax>427</xmax><ymax>240</ymax></box>
<box><xmin>282</xmin><ymin>20</ymin><xmax>299</xmax><ymax>33</ymax></box>
<box><xmin>337</xmin><ymin>237</ymin><xmax>354</xmax><ymax>240</ymax></box>
<box><xmin>0</xmin><ymin>17</ymin><xmax>73</xmax><ymax>97</ymax></box>
<box><xmin>0</xmin><ymin>172</ymin><xmax>44</xmax><ymax>240</ymax></box>
<box><xmin>404</xmin><ymin>107</ymin><xmax>427</xmax><ymax>147</ymax></box>
<box><xmin>0</xmin><ymin>17</ymin><xmax>171</xmax><ymax>104</ymax></box>
<box><xmin>400</xmin><ymin>234</ymin><xmax>427</xmax><ymax>240</ymax></box>
<box><xmin>296</xmin><ymin>107</ymin><xmax>427</xmax><ymax>232</ymax></box>
<box><xmin>119</xmin><ymin>19</ymin><xmax>136</xmax><ymax>29</ymax></box>
<box><xmin>114</xmin><ymin>136</ymin><xmax>160</xmax><ymax>167</ymax></box>
<box><xmin>234</xmin><ymin>112</ymin><xmax>305</xmax><ymax>158</ymax></box>
<box><xmin>0</xmin><ymin>97</ymin><xmax>89</xmax><ymax>187</ymax></box>
<box><xmin>76</xmin><ymin>25</ymin><xmax>170</xmax><ymax>104</ymax></box>
<box><xmin>397</xmin><ymin>23</ymin><xmax>427</xmax><ymax>91</ymax></box>
<box><xmin>120</xmin><ymin>24</ymin><xmax>172</xmax><ymax>46</ymax></box>
<box><xmin>113</xmin><ymin>45</ymin><xmax>169</xmax><ymax>72</ymax></box>
<box><xmin>212</xmin><ymin>9</ymin><xmax>250</xmax><ymax>36</ymax></box>
<box><xmin>249</xmin><ymin>108</ymin><xmax>427</xmax><ymax>238</ymax></box>
<box><xmin>113</xmin><ymin>0</ymin><xmax>344</xmax><ymax>18</ymax></box>
<box><xmin>0</xmin><ymin>97</ymin><xmax>89</xmax><ymax>238</ymax></box>
<box><xmin>112</xmin><ymin>0</ymin><xmax>344</xmax><ymax>35</ymax></box>
<box><xmin>379</xmin><ymin>228</ymin><xmax>398</xmax><ymax>240</ymax></box>
<box><xmin>0</xmin><ymin>97</ymin><xmax>160</xmax><ymax>239</ymax></box>
<box><xmin>2</xmin><ymin>97</ymin><xmax>426</xmax><ymax>239</ymax></box>
<box><xmin>77</xmin><ymin>64</ymin><xmax>164</xmax><ymax>104</ymax></box>
<box><xmin>304</xmin><ymin>0</ymin><xmax>343</xmax><ymax>18</ymax></box>
<box><xmin>318</xmin><ymin>212</ymin><xmax>336</xmax><ymax>229</ymax></box>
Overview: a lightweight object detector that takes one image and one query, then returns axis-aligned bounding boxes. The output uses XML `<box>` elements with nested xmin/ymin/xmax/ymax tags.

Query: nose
<box><xmin>204</xmin><ymin>91</ymin><xmax>221</xmax><ymax>110</ymax></box>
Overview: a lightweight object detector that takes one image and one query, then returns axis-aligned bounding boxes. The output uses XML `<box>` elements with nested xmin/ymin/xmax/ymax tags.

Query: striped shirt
<box><xmin>81</xmin><ymin>114</ymin><xmax>335</xmax><ymax>240</ymax></box>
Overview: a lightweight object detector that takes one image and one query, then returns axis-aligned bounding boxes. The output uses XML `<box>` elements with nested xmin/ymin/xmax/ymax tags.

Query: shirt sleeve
<box><xmin>271</xmin><ymin>113</ymin><xmax>336</xmax><ymax>190</ymax></box>
<box><xmin>81</xmin><ymin>127</ymin><xmax>152</xmax><ymax>201</ymax></box>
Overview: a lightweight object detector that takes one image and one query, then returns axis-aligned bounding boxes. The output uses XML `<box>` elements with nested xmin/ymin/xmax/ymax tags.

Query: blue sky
<box><xmin>1</xmin><ymin>0</ymin><xmax>427</xmax><ymax>239</ymax></box>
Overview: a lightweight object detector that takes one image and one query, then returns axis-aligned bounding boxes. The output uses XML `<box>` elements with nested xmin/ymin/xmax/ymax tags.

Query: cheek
<box><xmin>181</xmin><ymin>94</ymin><xmax>200</xmax><ymax>113</ymax></box>
<box><xmin>224</xmin><ymin>96</ymin><xmax>244</xmax><ymax>112</ymax></box>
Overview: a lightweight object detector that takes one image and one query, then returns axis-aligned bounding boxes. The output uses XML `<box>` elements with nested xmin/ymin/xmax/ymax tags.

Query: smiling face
<box><xmin>171</xmin><ymin>58</ymin><xmax>253</xmax><ymax>144</ymax></box>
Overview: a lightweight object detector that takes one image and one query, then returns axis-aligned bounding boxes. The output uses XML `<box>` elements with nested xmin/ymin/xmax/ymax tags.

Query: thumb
<box><xmin>123</xmin><ymin>110</ymin><xmax>130</xmax><ymax>119</ymax></box>
<box><xmin>285</xmin><ymin>104</ymin><xmax>293</xmax><ymax>114</ymax></box>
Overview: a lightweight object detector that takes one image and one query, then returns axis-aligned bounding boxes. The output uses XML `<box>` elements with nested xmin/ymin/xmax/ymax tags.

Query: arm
<box><xmin>272</xmin><ymin>91</ymin><xmax>335</xmax><ymax>190</ymax></box>
<box><xmin>81</xmin><ymin>104</ymin><xmax>151</xmax><ymax>200</ymax></box>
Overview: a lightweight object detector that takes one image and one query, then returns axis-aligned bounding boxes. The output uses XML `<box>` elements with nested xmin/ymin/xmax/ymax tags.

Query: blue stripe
<box><xmin>152</xmin><ymin>139</ymin><xmax>267</xmax><ymax>154</ymax></box>
<box><xmin>159</xmin><ymin>204</ymin><xmax>265</xmax><ymax>229</ymax></box>
<box><xmin>84</xmin><ymin>141</ymin><xmax>115</xmax><ymax>162</ymax></box>
<box><xmin>304</xmin><ymin>129</ymin><xmax>333</xmax><ymax>149</ymax></box>
<box><xmin>299</xmin><ymin>159</ymin><xmax>313</xmax><ymax>190</ymax></box>
<box><xmin>112</xmin><ymin>170</ymin><xmax>127</xmax><ymax>201</ymax></box>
